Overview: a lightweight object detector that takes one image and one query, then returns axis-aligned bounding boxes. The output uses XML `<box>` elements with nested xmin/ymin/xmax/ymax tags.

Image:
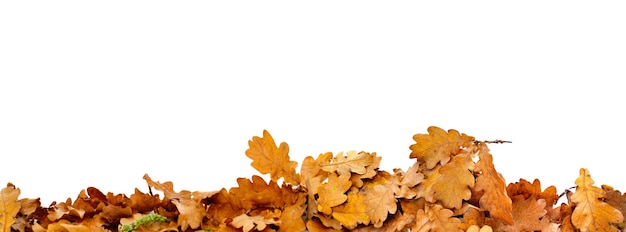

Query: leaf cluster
<box><xmin>1</xmin><ymin>126</ymin><xmax>625</xmax><ymax>231</ymax></box>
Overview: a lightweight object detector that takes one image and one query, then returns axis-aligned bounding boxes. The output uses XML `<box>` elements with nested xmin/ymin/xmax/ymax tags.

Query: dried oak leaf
<box><xmin>143</xmin><ymin>174</ymin><xmax>210</xmax><ymax>231</ymax></box>
<box><xmin>409</xmin><ymin>126</ymin><xmax>475</xmax><ymax>169</ymax></box>
<box><xmin>246</xmin><ymin>130</ymin><xmax>300</xmax><ymax>185</ymax></box>
<box><xmin>317</xmin><ymin>173</ymin><xmax>351</xmax><ymax>215</ymax></box>
<box><xmin>393</xmin><ymin>161</ymin><xmax>424</xmax><ymax>199</ymax></box>
<box><xmin>300</xmin><ymin>152</ymin><xmax>332</xmax><ymax>189</ymax></box>
<box><xmin>229</xmin><ymin>175</ymin><xmax>303</xmax><ymax>210</ymax></box>
<box><xmin>278</xmin><ymin>202</ymin><xmax>307</xmax><ymax>232</ymax></box>
<box><xmin>430</xmin><ymin>151</ymin><xmax>475</xmax><ymax>209</ymax></box>
<box><xmin>305</xmin><ymin>219</ymin><xmax>344</xmax><ymax>232</ymax></box>
<box><xmin>1</xmin><ymin>183</ymin><xmax>20</xmax><ymax>232</ymax></box>
<box><xmin>320</xmin><ymin>151</ymin><xmax>373</xmax><ymax>176</ymax></box>
<box><xmin>129</xmin><ymin>188</ymin><xmax>163</xmax><ymax>214</ymax></box>
<box><xmin>602</xmin><ymin>185</ymin><xmax>626</xmax><ymax>219</ymax></box>
<box><xmin>474</xmin><ymin>143</ymin><xmax>513</xmax><ymax>225</ymax></box>
<box><xmin>350</xmin><ymin>152</ymin><xmax>382</xmax><ymax>188</ymax></box>
<box><xmin>495</xmin><ymin>195</ymin><xmax>548</xmax><ymax>232</ymax></box>
<box><xmin>231</xmin><ymin>214</ymin><xmax>280</xmax><ymax>232</ymax></box>
<box><xmin>411</xmin><ymin>203</ymin><xmax>462</xmax><ymax>232</ymax></box>
<box><xmin>362</xmin><ymin>171</ymin><xmax>399</xmax><ymax>227</ymax></box>
<box><xmin>506</xmin><ymin>178</ymin><xmax>558</xmax><ymax>207</ymax></box>
<box><xmin>331</xmin><ymin>191</ymin><xmax>370</xmax><ymax>229</ymax></box>
<box><xmin>571</xmin><ymin>168</ymin><xmax>623</xmax><ymax>232</ymax></box>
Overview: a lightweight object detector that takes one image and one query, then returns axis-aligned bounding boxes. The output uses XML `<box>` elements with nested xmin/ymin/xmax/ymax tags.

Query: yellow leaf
<box><xmin>246</xmin><ymin>130</ymin><xmax>300</xmax><ymax>185</ymax></box>
<box><xmin>0</xmin><ymin>183</ymin><xmax>20</xmax><ymax>232</ymax></box>
<box><xmin>409</xmin><ymin>126</ymin><xmax>475</xmax><ymax>169</ymax></box>
<box><xmin>317</xmin><ymin>173</ymin><xmax>351</xmax><ymax>215</ymax></box>
<box><xmin>474</xmin><ymin>143</ymin><xmax>513</xmax><ymax>224</ymax></box>
<box><xmin>571</xmin><ymin>168</ymin><xmax>623</xmax><ymax>232</ymax></box>
<box><xmin>332</xmin><ymin>191</ymin><xmax>370</xmax><ymax>229</ymax></box>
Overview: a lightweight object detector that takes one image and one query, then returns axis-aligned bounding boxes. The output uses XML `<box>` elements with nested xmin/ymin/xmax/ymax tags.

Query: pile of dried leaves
<box><xmin>2</xmin><ymin>126</ymin><xmax>625</xmax><ymax>231</ymax></box>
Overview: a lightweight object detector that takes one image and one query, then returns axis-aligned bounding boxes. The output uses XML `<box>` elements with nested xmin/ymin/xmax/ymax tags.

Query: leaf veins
<box><xmin>246</xmin><ymin>130</ymin><xmax>300</xmax><ymax>186</ymax></box>
<box><xmin>409</xmin><ymin>126</ymin><xmax>475</xmax><ymax>169</ymax></box>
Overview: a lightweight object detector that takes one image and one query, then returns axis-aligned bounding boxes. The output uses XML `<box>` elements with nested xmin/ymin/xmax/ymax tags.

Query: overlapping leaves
<box><xmin>1</xmin><ymin>126</ymin><xmax>624</xmax><ymax>231</ymax></box>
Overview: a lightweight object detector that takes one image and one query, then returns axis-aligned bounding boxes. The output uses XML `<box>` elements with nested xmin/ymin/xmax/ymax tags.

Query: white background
<box><xmin>1</xmin><ymin>1</ymin><xmax>625</xmax><ymax>206</ymax></box>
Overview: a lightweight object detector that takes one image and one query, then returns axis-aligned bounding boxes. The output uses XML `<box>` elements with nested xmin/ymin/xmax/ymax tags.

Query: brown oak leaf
<box><xmin>430</xmin><ymin>151</ymin><xmax>475</xmax><ymax>209</ymax></box>
<box><xmin>507</xmin><ymin>178</ymin><xmax>558</xmax><ymax>207</ymax></box>
<box><xmin>317</xmin><ymin>173</ymin><xmax>351</xmax><ymax>215</ymax></box>
<box><xmin>363</xmin><ymin>171</ymin><xmax>399</xmax><ymax>227</ymax></box>
<box><xmin>231</xmin><ymin>214</ymin><xmax>280</xmax><ymax>232</ymax></box>
<box><xmin>411</xmin><ymin>203</ymin><xmax>462</xmax><ymax>232</ymax></box>
<box><xmin>246</xmin><ymin>130</ymin><xmax>300</xmax><ymax>185</ymax></box>
<box><xmin>474</xmin><ymin>143</ymin><xmax>513</xmax><ymax>225</ymax></box>
<box><xmin>409</xmin><ymin>126</ymin><xmax>475</xmax><ymax>169</ymax></box>
<box><xmin>496</xmin><ymin>196</ymin><xmax>548</xmax><ymax>232</ymax></box>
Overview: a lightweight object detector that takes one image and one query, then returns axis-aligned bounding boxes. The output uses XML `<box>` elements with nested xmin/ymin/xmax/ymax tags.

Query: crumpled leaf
<box><xmin>507</xmin><ymin>178</ymin><xmax>558</xmax><ymax>208</ymax></box>
<box><xmin>1</xmin><ymin>183</ymin><xmax>21</xmax><ymax>232</ymax></box>
<box><xmin>474</xmin><ymin>143</ymin><xmax>513</xmax><ymax>224</ymax></box>
<box><xmin>409</xmin><ymin>126</ymin><xmax>475</xmax><ymax>169</ymax></box>
<box><xmin>317</xmin><ymin>173</ymin><xmax>351</xmax><ymax>215</ymax></box>
<box><xmin>393</xmin><ymin>162</ymin><xmax>424</xmax><ymax>199</ymax></box>
<box><xmin>246</xmin><ymin>130</ymin><xmax>300</xmax><ymax>185</ymax></box>
<box><xmin>320</xmin><ymin>151</ymin><xmax>373</xmax><ymax>176</ymax></box>
<box><xmin>571</xmin><ymin>168</ymin><xmax>623</xmax><ymax>232</ymax></box>
<box><xmin>143</xmin><ymin>174</ymin><xmax>210</xmax><ymax>231</ymax></box>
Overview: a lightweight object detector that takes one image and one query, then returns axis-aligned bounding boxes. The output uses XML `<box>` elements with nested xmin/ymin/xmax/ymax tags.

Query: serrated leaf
<box><xmin>246</xmin><ymin>130</ymin><xmax>300</xmax><ymax>185</ymax></box>
<box><xmin>409</xmin><ymin>126</ymin><xmax>475</xmax><ymax>169</ymax></box>
<box><xmin>571</xmin><ymin>168</ymin><xmax>623</xmax><ymax>232</ymax></box>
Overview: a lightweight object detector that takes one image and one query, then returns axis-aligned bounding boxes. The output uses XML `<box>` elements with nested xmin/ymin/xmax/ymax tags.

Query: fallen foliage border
<box><xmin>2</xmin><ymin>126</ymin><xmax>625</xmax><ymax>232</ymax></box>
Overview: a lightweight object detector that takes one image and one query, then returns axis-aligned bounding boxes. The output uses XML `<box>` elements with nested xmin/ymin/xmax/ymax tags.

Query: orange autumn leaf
<box><xmin>430</xmin><ymin>151</ymin><xmax>475</xmax><ymax>209</ymax></box>
<box><xmin>571</xmin><ymin>168</ymin><xmax>623</xmax><ymax>232</ymax></box>
<box><xmin>394</xmin><ymin>162</ymin><xmax>424</xmax><ymax>199</ymax></box>
<box><xmin>317</xmin><ymin>173</ymin><xmax>351</xmax><ymax>215</ymax></box>
<box><xmin>474</xmin><ymin>143</ymin><xmax>513</xmax><ymax>225</ymax></box>
<box><xmin>246</xmin><ymin>130</ymin><xmax>300</xmax><ymax>185</ymax></box>
<box><xmin>409</xmin><ymin>126</ymin><xmax>475</xmax><ymax>169</ymax></box>
<box><xmin>506</xmin><ymin>178</ymin><xmax>558</xmax><ymax>207</ymax></box>
<box><xmin>278</xmin><ymin>203</ymin><xmax>307</xmax><ymax>232</ymax></box>
<box><xmin>143</xmin><ymin>174</ymin><xmax>208</xmax><ymax>231</ymax></box>
<box><xmin>300</xmin><ymin>152</ymin><xmax>332</xmax><ymax>189</ymax></box>
<box><xmin>411</xmin><ymin>203</ymin><xmax>462</xmax><ymax>232</ymax></box>
<box><xmin>1</xmin><ymin>183</ymin><xmax>20</xmax><ymax>232</ymax></box>
<box><xmin>363</xmin><ymin>172</ymin><xmax>399</xmax><ymax>227</ymax></box>
<box><xmin>496</xmin><ymin>196</ymin><xmax>548</xmax><ymax>232</ymax></box>
<box><xmin>331</xmin><ymin>191</ymin><xmax>370</xmax><ymax>229</ymax></box>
